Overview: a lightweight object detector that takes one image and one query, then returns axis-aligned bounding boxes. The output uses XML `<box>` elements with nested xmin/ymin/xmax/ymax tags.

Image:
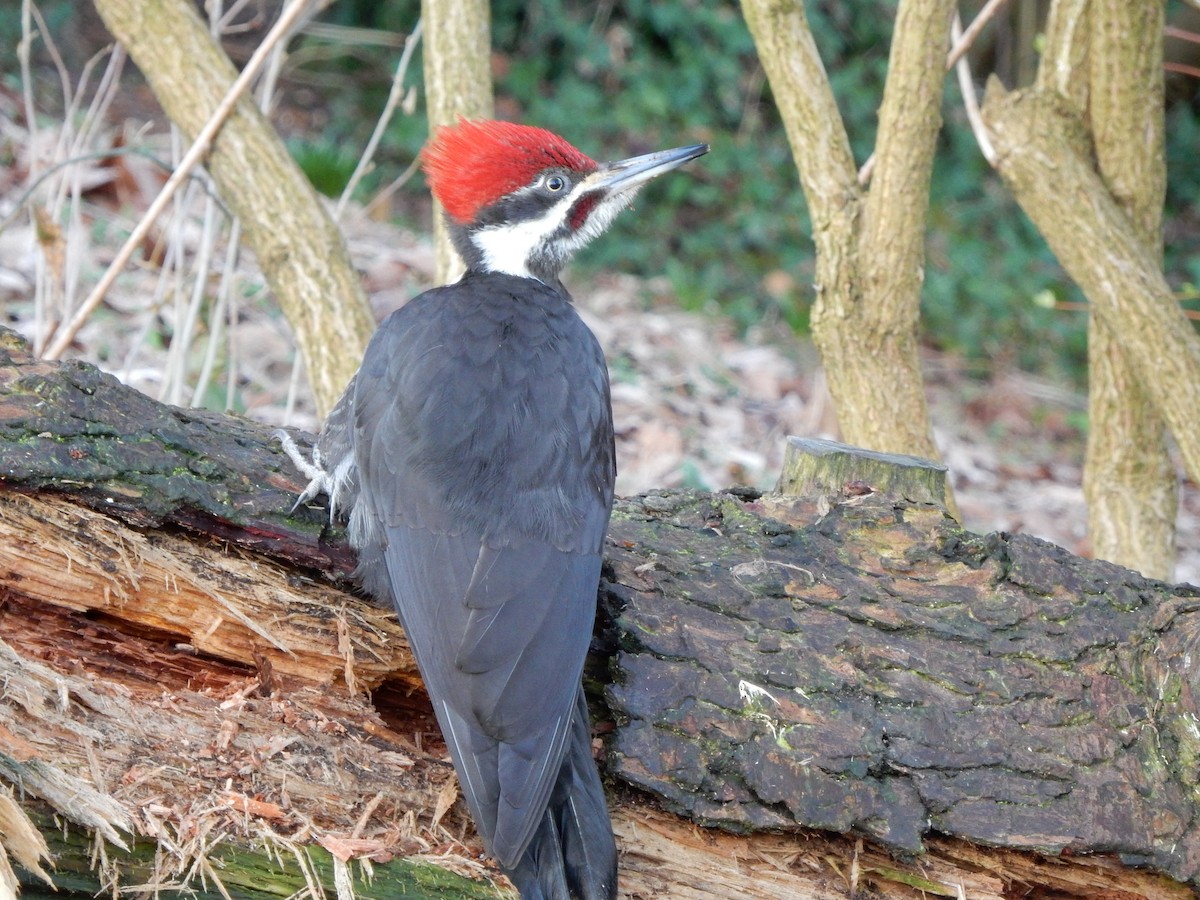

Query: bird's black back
<box><xmin>329</xmin><ymin>271</ymin><xmax>616</xmax><ymax>895</ymax></box>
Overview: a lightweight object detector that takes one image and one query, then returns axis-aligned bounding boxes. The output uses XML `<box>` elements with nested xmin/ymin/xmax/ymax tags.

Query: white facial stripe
<box><xmin>470</xmin><ymin>190</ymin><xmax>576</xmax><ymax>281</ymax></box>
<box><xmin>468</xmin><ymin>177</ymin><xmax>642</xmax><ymax>280</ymax></box>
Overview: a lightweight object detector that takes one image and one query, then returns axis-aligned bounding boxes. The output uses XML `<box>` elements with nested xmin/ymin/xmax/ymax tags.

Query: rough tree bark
<box><xmin>1</xmin><ymin>328</ymin><xmax>1197</xmax><ymax>899</ymax></box>
<box><xmin>1084</xmin><ymin>2</ymin><xmax>1177</xmax><ymax>581</ymax></box>
<box><xmin>1031</xmin><ymin>0</ymin><xmax>1178</xmax><ymax>581</ymax></box>
<box><xmin>981</xmin><ymin>84</ymin><xmax>1200</xmax><ymax>526</ymax></box>
<box><xmin>421</xmin><ymin>0</ymin><xmax>493</xmax><ymax>284</ymax></box>
<box><xmin>738</xmin><ymin>0</ymin><xmax>954</xmax><ymax>511</ymax></box>
<box><xmin>89</xmin><ymin>0</ymin><xmax>375</xmax><ymax>417</ymax></box>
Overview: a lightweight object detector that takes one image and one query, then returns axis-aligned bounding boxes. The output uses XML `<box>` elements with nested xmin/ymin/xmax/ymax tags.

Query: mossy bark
<box><xmin>90</xmin><ymin>0</ymin><xmax>376</xmax><ymax>417</ymax></box>
<box><xmin>981</xmin><ymin>80</ymin><xmax>1200</xmax><ymax>552</ymax></box>
<box><xmin>1082</xmin><ymin>0</ymin><xmax>1176</xmax><ymax>581</ymax></box>
<box><xmin>13</xmin><ymin>806</ymin><xmax>494</xmax><ymax>900</ymax></box>
<box><xmin>987</xmin><ymin>0</ymin><xmax>1183</xmax><ymax>581</ymax></box>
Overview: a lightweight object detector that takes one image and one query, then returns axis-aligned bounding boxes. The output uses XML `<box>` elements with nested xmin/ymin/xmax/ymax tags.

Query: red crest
<box><xmin>421</xmin><ymin>120</ymin><xmax>597</xmax><ymax>224</ymax></box>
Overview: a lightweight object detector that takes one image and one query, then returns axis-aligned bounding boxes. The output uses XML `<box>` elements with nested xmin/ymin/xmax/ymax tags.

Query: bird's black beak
<box><xmin>591</xmin><ymin>143</ymin><xmax>709</xmax><ymax>194</ymax></box>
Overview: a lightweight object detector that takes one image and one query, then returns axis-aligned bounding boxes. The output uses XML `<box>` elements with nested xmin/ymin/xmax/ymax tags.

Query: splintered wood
<box><xmin>0</xmin><ymin>600</ymin><xmax>470</xmax><ymax>895</ymax></box>
<box><xmin>0</xmin><ymin>491</ymin><xmax>415</xmax><ymax>691</ymax></box>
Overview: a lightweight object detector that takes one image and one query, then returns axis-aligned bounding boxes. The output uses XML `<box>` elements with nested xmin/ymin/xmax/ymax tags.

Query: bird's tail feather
<box><xmin>503</xmin><ymin>688</ymin><xmax>617</xmax><ymax>900</ymax></box>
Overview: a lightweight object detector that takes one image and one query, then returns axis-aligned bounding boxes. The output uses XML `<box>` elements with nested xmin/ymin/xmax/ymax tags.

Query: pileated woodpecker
<box><xmin>284</xmin><ymin>120</ymin><xmax>707</xmax><ymax>899</ymax></box>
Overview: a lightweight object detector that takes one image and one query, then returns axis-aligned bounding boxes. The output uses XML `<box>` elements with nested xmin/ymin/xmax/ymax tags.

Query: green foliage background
<box><xmin>6</xmin><ymin>1</ymin><xmax>1192</xmax><ymax>385</ymax></box>
<box><xmin>304</xmin><ymin>0</ymin><xmax>1196</xmax><ymax>385</ymax></box>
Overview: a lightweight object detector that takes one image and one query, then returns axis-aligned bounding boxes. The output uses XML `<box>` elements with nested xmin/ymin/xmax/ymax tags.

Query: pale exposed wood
<box><xmin>0</xmin><ymin>492</ymin><xmax>415</xmax><ymax>691</ymax></box>
<box><xmin>613</xmin><ymin>809</ymin><xmax>1009</xmax><ymax>899</ymax></box>
<box><xmin>4</xmin><ymin>615</ymin><xmax>1189</xmax><ymax>899</ymax></box>
<box><xmin>927</xmin><ymin>837</ymin><xmax>1194</xmax><ymax>899</ymax></box>
<box><xmin>776</xmin><ymin>437</ymin><xmax>947</xmax><ymax>506</ymax></box>
<box><xmin>0</xmin><ymin>788</ymin><xmax>53</xmax><ymax>892</ymax></box>
<box><xmin>0</xmin><ymin>622</ymin><xmax>483</xmax><ymax>898</ymax></box>
<box><xmin>2</xmin><ymin>335</ymin><xmax>1196</xmax><ymax>897</ymax></box>
<box><xmin>90</xmin><ymin>0</ymin><xmax>375</xmax><ymax>416</ymax></box>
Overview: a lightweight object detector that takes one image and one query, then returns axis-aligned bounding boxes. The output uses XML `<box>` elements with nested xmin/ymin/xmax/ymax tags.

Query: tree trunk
<box><xmin>1083</xmin><ymin>0</ymin><xmax>1176</xmax><ymax>580</ymax></box>
<box><xmin>421</xmin><ymin>0</ymin><xmax>493</xmax><ymax>284</ymax></box>
<box><xmin>739</xmin><ymin>0</ymin><xmax>956</xmax><ymax>513</ymax></box>
<box><xmin>992</xmin><ymin>0</ymin><xmax>1182</xmax><ymax>581</ymax></box>
<box><xmin>1</xmin><ymin>328</ymin><xmax>1197</xmax><ymax>898</ymax></box>
<box><xmin>89</xmin><ymin>0</ymin><xmax>376</xmax><ymax>417</ymax></box>
<box><xmin>980</xmin><ymin>80</ymin><xmax>1200</xmax><ymax>513</ymax></box>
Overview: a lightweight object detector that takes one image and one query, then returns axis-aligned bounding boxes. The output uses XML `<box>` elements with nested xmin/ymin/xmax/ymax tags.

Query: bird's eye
<box><xmin>545</xmin><ymin>175</ymin><xmax>567</xmax><ymax>192</ymax></box>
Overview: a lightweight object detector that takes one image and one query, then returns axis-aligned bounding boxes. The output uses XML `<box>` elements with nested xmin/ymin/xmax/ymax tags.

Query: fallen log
<box><xmin>0</xmin><ymin>326</ymin><xmax>1195</xmax><ymax>898</ymax></box>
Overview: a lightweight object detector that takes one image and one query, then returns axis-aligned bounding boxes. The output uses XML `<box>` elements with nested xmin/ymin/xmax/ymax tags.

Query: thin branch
<box><xmin>42</xmin><ymin>0</ymin><xmax>315</xmax><ymax>361</ymax></box>
<box><xmin>952</xmin><ymin>13</ymin><xmax>995</xmax><ymax>165</ymax></box>
<box><xmin>947</xmin><ymin>0</ymin><xmax>1012</xmax><ymax>69</ymax></box>
<box><xmin>859</xmin><ymin>0</ymin><xmax>1012</xmax><ymax>184</ymax></box>
<box><xmin>363</xmin><ymin>154</ymin><xmax>422</xmax><ymax>219</ymax></box>
<box><xmin>1165</xmin><ymin>61</ymin><xmax>1200</xmax><ymax>79</ymax></box>
<box><xmin>18</xmin><ymin>1</ymin><xmax>40</xmax><ymax>185</ymax></box>
<box><xmin>26</xmin><ymin>0</ymin><xmax>74</xmax><ymax>119</ymax></box>
<box><xmin>0</xmin><ymin>139</ymin><xmax>178</xmax><ymax>233</ymax></box>
<box><xmin>334</xmin><ymin>18</ymin><xmax>423</xmax><ymax>222</ymax></box>
<box><xmin>1165</xmin><ymin>25</ymin><xmax>1200</xmax><ymax>45</ymax></box>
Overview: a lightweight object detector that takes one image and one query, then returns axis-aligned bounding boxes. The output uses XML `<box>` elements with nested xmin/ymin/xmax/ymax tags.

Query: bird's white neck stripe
<box><xmin>466</xmin><ymin>181</ymin><xmax>638</xmax><ymax>282</ymax></box>
<box><xmin>471</xmin><ymin>202</ymin><xmax>572</xmax><ymax>282</ymax></box>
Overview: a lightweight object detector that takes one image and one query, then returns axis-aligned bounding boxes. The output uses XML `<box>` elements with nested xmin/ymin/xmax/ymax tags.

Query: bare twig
<box><xmin>18</xmin><ymin>1</ymin><xmax>40</xmax><ymax>184</ymax></box>
<box><xmin>1165</xmin><ymin>25</ymin><xmax>1200</xmax><ymax>45</ymax></box>
<box><xmin>0</xmin><ymin>148</ymin><xmax>176</xmax><ymax>237</ymax></box>
<box><xmin>362</xmin><ymin>154</ymin><xmax>423</xmax><ymax>219</ymax></box>
<box><xmin>190</xmin><ymin>219</ymin><xmax>243</xmax><ymax>409</ymax></box>
<box><xmin>858</xmin><ymin>0</ymin><xmax>1012</xmax><ymax>184</ymax></box>
<box><xmin>334</xmin><ymin>18</ymin><xmax>424</xmax><ymax>222</ymax></box>
<box><xmin>1165</xmin><ymin>62</ymin><xmax>1200</xmax><ymax>79</ymax></box>
<box><xmin>947</xmin><ymin>0</ymin><xmax>1012</xmax><ymax>69</ymax></box>
<box><xmin>952</xmin><ymin>13</ymin><xmax>995</xmax><ymax>165</ymax></box>
<box><xmin>60</xmin><ymin>46</ymin><xmax>129</xmax><ymax>341</ymax></box>
<box><xmin>162</xmin><ymin>176</ymin><xmax>223</xmax><ymax>406</ymax></box>
<box><xmin>25</xmin><ymin>0</ymin><xmax>74</xmax><ymax>117</ymax></box>
<box><xmin>42</xmin><ymin>0</ymin><xmax>315</xmax><ymax>361</ymax></box>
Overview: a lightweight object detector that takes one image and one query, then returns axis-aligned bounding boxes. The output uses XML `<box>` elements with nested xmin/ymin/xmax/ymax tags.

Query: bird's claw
<box><xmin>276</xmin><ymin>429</ymin><xmax>334</xmax><ymax>514</ymax></box>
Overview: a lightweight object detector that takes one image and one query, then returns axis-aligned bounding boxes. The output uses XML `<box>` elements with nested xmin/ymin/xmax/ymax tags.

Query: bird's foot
<box><xmin>275</xmin><ymin>430</ymin><xmax>335</xmax><ymax>514</ymax></box>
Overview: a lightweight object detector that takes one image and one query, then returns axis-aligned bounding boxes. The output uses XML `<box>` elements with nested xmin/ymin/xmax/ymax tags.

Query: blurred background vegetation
<box><xmin>6</xmin><ymin>0</ymin><xmax>1199</xmax><ymax>385</ymax></box>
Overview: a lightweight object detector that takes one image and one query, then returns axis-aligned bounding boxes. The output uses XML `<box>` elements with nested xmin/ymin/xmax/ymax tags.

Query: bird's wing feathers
<box><xmin>348</xmin><ymin>273</ymin><xmax>614</xmax><ymax>865</ymax></box>
<box><xmin>379</xmin><ymin>523</ymin><xmax>585</xmax><ymax>865</ymax></box>
<box><xmin>381</xmin><ymin>524</ymin><xmax>597</xmax><ymax>736</ymax></box>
